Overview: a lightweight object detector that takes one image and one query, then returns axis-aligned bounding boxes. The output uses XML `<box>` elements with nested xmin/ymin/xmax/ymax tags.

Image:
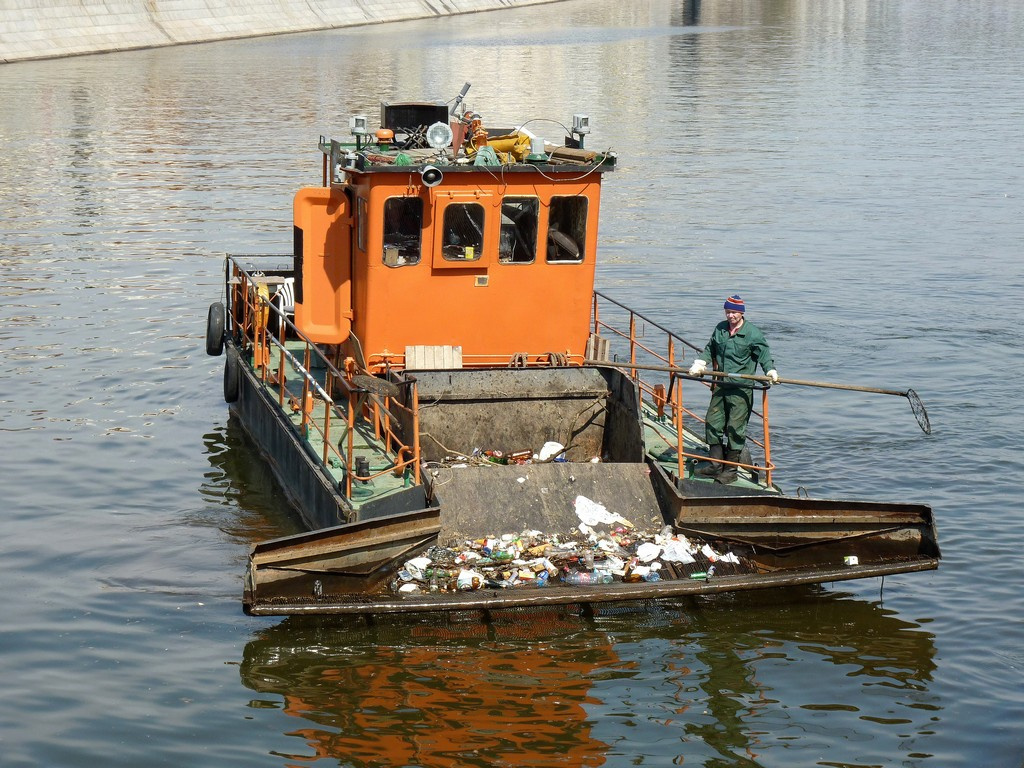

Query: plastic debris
<box><xmin>457</xmin><ymin>568</ymin><xmax>485</xmax><ymax>590</ymax></box>
<box><xmin>383</xmin><ymin>500</ymin><xmax>750</xmax><ymax>594</ymax></box>
<box><xmin>635</xmin><ymin>542</ymin><xmax>662</xmax><ymax>563</ymax></box>
<box><xmin>574</xmin><ymin>495</ymin><xmax>633</xmax><ymax>528</ymax></box>
<box><xmin>662</xmin><ymin>539</ymin><xmax>696</xmax><ymax>564</ymax></box>
<box><xmin>536</xmin><ymin>441</ymin><xmax>565</xmax><ymax>461</ymax></box>
<box><xmin>700</xmin><ymin>544</ymin><xmax>720</xmax><ymax>562</ymax></box>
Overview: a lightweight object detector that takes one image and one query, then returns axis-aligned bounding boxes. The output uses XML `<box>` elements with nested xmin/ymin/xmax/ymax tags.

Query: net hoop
<box><xmin>906</xmin><ymin>389</ymin><xmax>931</xmax><ymax>435</ymax></box>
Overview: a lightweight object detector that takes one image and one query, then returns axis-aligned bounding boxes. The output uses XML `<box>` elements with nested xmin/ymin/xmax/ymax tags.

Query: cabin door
<box><xmin>292</xmin><ymin>187</ymin><xmax>353</xmax><ymax>343</ymax></box>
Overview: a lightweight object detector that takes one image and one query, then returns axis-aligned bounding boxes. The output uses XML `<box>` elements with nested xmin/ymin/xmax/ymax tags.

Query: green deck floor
<box><xmin>258</xmin><ymin>341</ymin><xmax>412</xmax><ymax>508</ymax></box>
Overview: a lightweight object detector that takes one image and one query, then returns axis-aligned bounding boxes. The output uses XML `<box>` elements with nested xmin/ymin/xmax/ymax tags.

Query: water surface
<box><xmin>2</xmin><ymin>1</ymin><xmax>1023</xmax><ymax>765</ymax></box>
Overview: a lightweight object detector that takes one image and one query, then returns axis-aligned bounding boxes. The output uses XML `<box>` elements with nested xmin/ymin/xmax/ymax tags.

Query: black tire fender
<box><xmin>206</xmin><ymin>302</ymin><xmax>225</xmax><ymax>356</ymax></box>
<box><xmin>546</xmin><ymin>228</ymin><xmax>580</xmax><ymax>261</ymax></box>
<box><xmin>223</xmin><ymin>349</ymin><xmax>240</xmax><ymax>403</ymax></box>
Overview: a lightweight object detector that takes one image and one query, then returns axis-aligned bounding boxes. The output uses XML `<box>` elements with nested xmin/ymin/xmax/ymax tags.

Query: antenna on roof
<box><xmin>449</xmin><ymin>82</ymin><xmax>472</xmax><ymax>117</ymax></box>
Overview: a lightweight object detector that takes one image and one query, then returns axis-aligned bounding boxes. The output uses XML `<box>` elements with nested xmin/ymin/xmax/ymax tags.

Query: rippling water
<box><xmin>2</xmin><ymin>1</ymin><xmax>1023</xmax><ymax>765</ymax></box>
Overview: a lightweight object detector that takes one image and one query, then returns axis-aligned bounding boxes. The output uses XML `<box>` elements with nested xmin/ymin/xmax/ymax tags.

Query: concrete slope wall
<box><xmin>1</xmin><ymin>0</ymin><xmax>562</xmax><ymax>64</ymax></box>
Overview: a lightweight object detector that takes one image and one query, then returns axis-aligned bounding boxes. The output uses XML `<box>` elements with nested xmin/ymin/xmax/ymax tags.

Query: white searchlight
<box><xmin>425</xmin><ymin>121</ymin><xmax>454</xmax><ymax>150</ymax></box>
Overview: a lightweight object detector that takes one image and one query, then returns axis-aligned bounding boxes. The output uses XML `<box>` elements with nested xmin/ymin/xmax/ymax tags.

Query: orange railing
<box><xmin>225</xmin><ymin>257</ymin><xmax>421</xmax><ymax>500</ymax></box>
<box><xmin>591</xmin><ymin>291</ymin><xmax>776</xmax><ymax>488</ymax></box>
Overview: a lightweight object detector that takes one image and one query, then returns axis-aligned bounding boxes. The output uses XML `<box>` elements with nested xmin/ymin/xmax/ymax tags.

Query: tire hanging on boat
<box><xmin>206</xmin><ymin>302</ymin><xmax>225</xmax><ymax>356</ymax></box>
<box><xmin>223</xmin><ymin>349</ymin><xmax>239</xmax><ymax>403</ymax></box>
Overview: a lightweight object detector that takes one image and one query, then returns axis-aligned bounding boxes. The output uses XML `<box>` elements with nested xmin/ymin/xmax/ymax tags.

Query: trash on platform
<box><xmin>389</xmin><ymin>494</ymin><xmax>747</xmax><ymax>594</ymax></box>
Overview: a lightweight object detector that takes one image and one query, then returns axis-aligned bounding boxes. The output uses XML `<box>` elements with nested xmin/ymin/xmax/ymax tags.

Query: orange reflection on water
<box><xmin>243</xmin><ymin>611</ymin><xmax>616</xmax><ymax>767</ymax></box>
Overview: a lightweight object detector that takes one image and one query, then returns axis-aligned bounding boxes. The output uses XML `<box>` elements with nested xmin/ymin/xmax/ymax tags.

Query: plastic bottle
<box><xmin>643</xmin><ymin>571</ymin><xmax>661</xmax><ymax>582</ymax></box>
<box><xmin>565</xmin><ymin>571</ymin><xmax>594</xmax><ymax>586</ymax></box>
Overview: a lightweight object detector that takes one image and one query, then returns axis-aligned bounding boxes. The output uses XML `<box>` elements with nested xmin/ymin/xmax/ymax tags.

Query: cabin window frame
<box><xmin>381</xmin><ymin>195</ymin><xmax>424</xmax><ymax>267</ymax></box>
<box><xmin>546</xmin><ymin>195</ymin><xmax>587</xmax><ymax>264</ymax></box>
<box><xmin>498</xmin><ymin>196</ymin><xmax>540</xmax><ymax>265</ymax></box>
<box><xmin>440</xmin><ymin>202</ymin><xmax>486</xmax><ymax>263</ymax></box>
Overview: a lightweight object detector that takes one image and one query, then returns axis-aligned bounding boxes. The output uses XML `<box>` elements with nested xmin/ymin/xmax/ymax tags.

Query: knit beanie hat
<box><xmin>723</xmin><ymin>294</ymin><xmax>745</xmax><ymax>313</ymax></box>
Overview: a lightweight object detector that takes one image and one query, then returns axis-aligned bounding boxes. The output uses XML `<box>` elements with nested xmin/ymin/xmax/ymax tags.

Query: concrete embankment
<box><xmin>1</xmin><ymin>0</ymin><xmax>562</xmax><ymax>64</ymax></box>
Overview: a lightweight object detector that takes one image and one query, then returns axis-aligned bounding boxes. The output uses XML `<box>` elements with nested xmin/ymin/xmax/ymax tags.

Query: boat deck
<box><xmin>239</xmin><ymin>344</ymin><xmax>937</xmax><ymax>617</ymax></box>
<box><xmin>255</xmin><ymin>340</ymin><xmax>411</xmax><ymax>507</ymax></box>
<box><xmin>255</xmin><ymin>340</ymin><xmax>771</xmax><ymax>515</ymax></box>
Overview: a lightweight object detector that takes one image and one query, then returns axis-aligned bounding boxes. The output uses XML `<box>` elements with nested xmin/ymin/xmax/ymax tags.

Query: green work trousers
<box><xmin>704</xmin><ymin>386</ymin><xmax>754</xmax><ymax>452</ymax></box>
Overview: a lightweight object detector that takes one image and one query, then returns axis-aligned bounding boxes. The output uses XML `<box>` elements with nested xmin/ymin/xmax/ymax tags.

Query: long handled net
<box><xmin>584</xmin><ymin>360</ymin><xmax>934</xmax><ymax>435</ymax></box>
<box><xmin>906</xmin><ymin>389</ymin><xmax>931</xmax><ymax>435</ymax></box>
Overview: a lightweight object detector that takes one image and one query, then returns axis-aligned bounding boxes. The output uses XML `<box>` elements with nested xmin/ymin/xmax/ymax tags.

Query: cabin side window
<box><xmin>382</xmin><ymin>197</ymin><xmax>423</xmax><ymax>267</ymax></box>
<box><xmin>498</xmin><ymin>197</ymin><xmax>539</xmax><ymax>264</ymax></box>
<box><xmin>546</xmin><ymin>196</ymin><xmax>587</xmax><ymax>263</ymax></box>
<box><xmin>357</xmin><ymin>197</ymin><xmax>368</xmax><ymax>253</ymax></box>
<box><xmin>441</xmin><ymin>203</ymin><xmax>485</xmax><ymax>261</ymax></box>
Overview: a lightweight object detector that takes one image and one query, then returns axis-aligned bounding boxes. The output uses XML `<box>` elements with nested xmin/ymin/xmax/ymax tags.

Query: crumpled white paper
<box><xmin>701</xmin><ymin>543</ymin><xmax>720</xmax><ymax>562</ymax></box>
<box><xmin>574</xmin><ymin>495</ymin><xmax>634</xmax><ymax>528</ymax></box>
<box><xmin>536</xmin><ymin>441</ymin><xmax>565</xmax><ymax>461</ymax></box>
<box><xmin>661</xmin><ymin>539</ymin><xmax>696</xmax><ymax>564</ymax></box>
<box><xmin>635</xmin><ymin>541</ymin><xmax>662</xmax><ymax>563</ymax></box>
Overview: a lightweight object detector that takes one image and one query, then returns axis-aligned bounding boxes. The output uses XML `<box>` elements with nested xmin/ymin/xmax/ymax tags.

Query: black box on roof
<box><xmin>380</xmin><ymin>102</ymin><xmax>448</xmax><ymax>133</ymax></box>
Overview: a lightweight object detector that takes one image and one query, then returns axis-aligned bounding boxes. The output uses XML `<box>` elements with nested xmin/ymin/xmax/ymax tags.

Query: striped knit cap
<box><xmin>723</xmin><ymin>294</ymin><xmax>745</xmax><ymax>313</ymax></box>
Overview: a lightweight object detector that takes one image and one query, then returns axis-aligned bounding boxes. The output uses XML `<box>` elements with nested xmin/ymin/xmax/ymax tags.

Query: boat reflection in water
<box><xmin>240</xmin><ymin>609</ymin><xmax>615</xmax><ymax>766</ymax></box>
<box><xmin>237</xmin><ymin>591</ymin><xmax>938</xmax><ymax>766</ymax></box>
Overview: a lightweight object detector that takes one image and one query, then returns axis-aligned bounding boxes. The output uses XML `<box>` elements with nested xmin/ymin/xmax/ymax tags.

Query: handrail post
<box><xmin>258</xmin><ymin>304</ymin><xmax>267</xmax><ymax>382</ymax></box>
<box><xmin>278</xmin><ymin>340</ymin><xmax>286</xmax><ymax>408</ymax></box>
<box><xmin>411</xmin><ymin>379</ymin><xmax>421</xmax><ymax>485</ymax></box>
<box><xmin>628</xmin><ymin>311</ymin><xmax>637</xmax><ymax>382</ymax></box>
<box><xmin>322</xmin><ymin>403</ymin><xmax>331</xmax><ymax>466</ymax></box>
<box><xmin>345</xmin><ymin>392</ymin><xmax>356</xmax><ymax>498</ymax></box>
<box><xmin>762</xmin><ymin>388</ymin><xmax>773</xmax><ymax>488</ymax></box>
<box><xmin>674</xmin><ymin>373</ymin><xmax>685</xmax><ymax>480</ymax></box>
<box><xmin>300</xmin><ymin>346</ymin><xmax>312</xmax><ymax>430</ymax></box>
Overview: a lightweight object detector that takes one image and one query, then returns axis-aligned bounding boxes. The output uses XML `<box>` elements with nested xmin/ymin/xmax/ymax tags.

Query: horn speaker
<box><xmin>421</xmin><ymin>165</ymin><xmax>443</xmax><ymax>187</ymax></box>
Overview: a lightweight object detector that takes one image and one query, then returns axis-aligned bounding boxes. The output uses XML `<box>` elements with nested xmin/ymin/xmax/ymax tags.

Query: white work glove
<box><xmin>767</xmin><ymin>369</ymin><xmax>779</xmax><ymax>384</ymax></box>
<box><xmin>688</xmin><ymin>359</ymin><xmax>707</xmax><ymax>376</ymax></box>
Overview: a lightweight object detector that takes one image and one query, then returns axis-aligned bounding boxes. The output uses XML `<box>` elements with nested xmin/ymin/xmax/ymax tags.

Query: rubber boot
<box><xmin>740</xmin><ymin>445</ymin><xmax>757</xmax><ymax>483</ymax></box>
<box><xmin>696</xmin><ymin>444</ymin><xmax>724</xmax><ymax>478</ymax></box>
<box><xmin>717</xmin><ymin>449</ymin><xmax>741</xmax><ymax>484</ymax></box>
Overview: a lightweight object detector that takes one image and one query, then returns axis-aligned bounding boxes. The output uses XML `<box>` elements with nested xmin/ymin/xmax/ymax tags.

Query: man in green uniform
<box><xmin>688</xmin><ymin>295</ymin><xmax>778</xmax><ymax>483</ymax></box>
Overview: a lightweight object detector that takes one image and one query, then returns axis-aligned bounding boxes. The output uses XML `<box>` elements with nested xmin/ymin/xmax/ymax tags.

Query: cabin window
<box><xmin>546</xmin><ymin>196</ymin><xmax>587</xmax><ymax>263</ymax></box>
<box><xmin>382</xmin><ymin>197</ymin><xmax>423</xmax><ymax>266</ymax></box>
<box><xmin>441</xmin><ymin>203</ymin><xmax>485</xmax><ymax>261</ymax></box>
<box><xmin>498</xmin><ymin>197</ymin><xmax>539</xmax><ymax>264</ymax></box>
<box><xmin>357</xmin><ymin>197</ymin><xmax>368</xmax><ymax>252</ymax></box>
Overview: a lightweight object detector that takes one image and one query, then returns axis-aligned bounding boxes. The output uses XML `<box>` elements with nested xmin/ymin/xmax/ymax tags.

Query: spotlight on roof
<box><xmin>349</xmin><ymin>115</ymin><xmax>369</xmax><ymax>136</ymax></box>
<box><xmin>571</xmin><ymin>114</ymin><xmax>590</xmax><ymax>148</ymax></box>
<box><xmin>426</xmin><ymin>121</ymin><xmax>454</xmax><ymax>150</ymax></box>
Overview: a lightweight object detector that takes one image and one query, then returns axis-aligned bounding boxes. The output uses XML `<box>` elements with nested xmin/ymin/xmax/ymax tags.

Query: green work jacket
<box><xmin>697</xmin><ymin>319</ymin><xmax>775</xmax><ymax>386</ymax></box>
